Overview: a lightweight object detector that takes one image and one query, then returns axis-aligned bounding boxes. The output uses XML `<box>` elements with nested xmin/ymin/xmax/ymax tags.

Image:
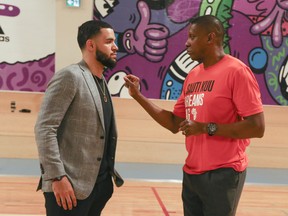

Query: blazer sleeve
<box><xmin>34</xmin><ymin>67</ymin><xmax>78</xmax><ymax>180</ymax></box>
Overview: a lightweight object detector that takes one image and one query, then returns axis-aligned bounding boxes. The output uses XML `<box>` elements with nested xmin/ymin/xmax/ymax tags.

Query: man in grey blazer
<box><xmin>35</xmin><ymin>20</ymin><xmax>123</xmax><ymax>216</ymax></box>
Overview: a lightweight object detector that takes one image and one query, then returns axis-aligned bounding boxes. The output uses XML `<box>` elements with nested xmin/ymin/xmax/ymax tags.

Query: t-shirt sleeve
<box><xmin>232</xmin><ymin>66</ymin><xmax>263</xmax><ymax>117</ymax></box>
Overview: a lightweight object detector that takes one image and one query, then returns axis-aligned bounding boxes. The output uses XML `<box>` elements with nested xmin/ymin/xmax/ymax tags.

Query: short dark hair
<box><xmin>189</xmin><ymin>15</ymin><xmax>224</xmax><ymax>42</ymax></box>
<box><xmin>77</xmin><ymin>20</ymin><xmax>113</xmax><ymax>50</ymax></box>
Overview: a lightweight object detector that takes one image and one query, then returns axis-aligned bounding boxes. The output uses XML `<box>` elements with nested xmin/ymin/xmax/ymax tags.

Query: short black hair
<box><xmin>189</xmin><ymin>15</ymin><xmax>224</xmax><ymax>41</ymax></box>
<box><xmin>77</xmin><ymin>20</ymin><xmax>113</xmax><ymax>50</ymax></box>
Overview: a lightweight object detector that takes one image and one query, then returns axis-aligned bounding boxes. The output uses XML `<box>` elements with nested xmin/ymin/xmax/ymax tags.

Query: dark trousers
<box><xmin>182</xmin><ymin>168</ymin><xmax>246</xmax><ymax>216</ymax></box>
<box><xmin>44</xmin><ymin>175</ymin><xmax>113</xmax><ymax>216</ymax></box>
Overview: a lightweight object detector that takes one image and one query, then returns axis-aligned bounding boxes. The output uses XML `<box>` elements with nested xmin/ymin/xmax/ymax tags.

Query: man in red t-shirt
<box><xmin>124</xmin><ymin>15</ymin><xmax>265</xmax><ymax>216</ymax></box>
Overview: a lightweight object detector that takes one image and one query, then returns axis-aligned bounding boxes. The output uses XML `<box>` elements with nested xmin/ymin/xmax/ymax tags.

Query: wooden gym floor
<box><xmin>1</xmin><ymin>175</ymin><xmax>288</xmax><ymax>216</ymax></box>
<box><xmin>0</xmin><ymin>157</ymin><xmax>287</xmax><ymax>216</ymax></box>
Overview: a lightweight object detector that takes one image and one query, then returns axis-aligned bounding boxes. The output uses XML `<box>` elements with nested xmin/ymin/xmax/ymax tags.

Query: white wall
<box><xmin>55</xmin><ymin>0</ymin><xmax>93</xmax><ymax>71</ymax></box>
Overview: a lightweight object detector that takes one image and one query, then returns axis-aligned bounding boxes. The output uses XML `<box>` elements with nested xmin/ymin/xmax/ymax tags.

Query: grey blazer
<box><xmin>34</xmin><ymin>60</ymin><xmax>123</xmax><ymax>200</ymax></box>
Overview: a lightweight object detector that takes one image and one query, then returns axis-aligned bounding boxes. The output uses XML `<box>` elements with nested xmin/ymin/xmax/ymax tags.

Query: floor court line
<box><xmin>151</xmin><ymin>187</ymin><xmax>170</xmax><ymax>216</ymax></box>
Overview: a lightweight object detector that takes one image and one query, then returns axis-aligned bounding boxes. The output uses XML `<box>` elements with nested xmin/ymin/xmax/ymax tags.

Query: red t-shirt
<box><xmin>173</xmin><ymin>55</ymin><xmax>263</xmax><ymax>174</ymax></box>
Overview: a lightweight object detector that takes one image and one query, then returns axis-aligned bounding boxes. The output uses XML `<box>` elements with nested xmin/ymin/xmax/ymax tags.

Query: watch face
<box><xmin>210</xmin><ymin>124</ymin><xmax>217</xmax><ymax>132</ymax></box>
<box><xmin>208</xmin><ymin>123</ymin><xmax>217</xmax><ymax>136</ymax></box>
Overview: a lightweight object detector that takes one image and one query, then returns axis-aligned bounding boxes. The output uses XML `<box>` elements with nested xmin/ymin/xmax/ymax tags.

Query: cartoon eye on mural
<box><xmin>0</xmin><ymin>1</ymin><xmax>55</xmax><ymax>91</ymax></box>
<box><xmin>0</xmin><ymin>3</ymin><xmax>20</xmax><ymax>17</ymax></box>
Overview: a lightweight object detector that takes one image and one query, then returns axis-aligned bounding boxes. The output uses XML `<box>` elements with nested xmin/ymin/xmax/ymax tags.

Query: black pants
<box><xmin>182</xmin><ymin>168</ymin><xmax>246</xmax><ymax>216</ymax></box>
<box><xmin>44</xmin><ymin>175</ymin><xmax>113</xmax><ymax>216</ymax></box>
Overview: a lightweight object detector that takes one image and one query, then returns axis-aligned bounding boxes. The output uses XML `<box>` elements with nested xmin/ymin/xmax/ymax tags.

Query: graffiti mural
<box><xmin>0</xmin><ymin>0</ymin><xmax>287</xmax><ymax>105</ymax></box>
<box><xmin>94</xmin><ymin>0</ymin><xmax>288</xmax><ymax>106</ymax></box>
<box><xmin>0</xmin><ymin>1</ymin><xmax>55</xmax><ymax>92</ymax></box>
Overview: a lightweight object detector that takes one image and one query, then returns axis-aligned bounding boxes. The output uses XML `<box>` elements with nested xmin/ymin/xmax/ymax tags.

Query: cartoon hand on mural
<box><xmin>123</xmin><ymin>1</ymin><xmax>169</xmax><ymax>62</ymax></box>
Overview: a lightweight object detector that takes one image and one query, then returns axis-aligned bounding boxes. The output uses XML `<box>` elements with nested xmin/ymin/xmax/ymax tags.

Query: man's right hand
<box><xmin>124</xmin><ymin>74</ymin><xmax>141</xmax><ymax>98</ymax></box>
<box><xmin>52</xmin><ymin>176</ymin><xmax>77</xmax><ymax>210</ymax></box>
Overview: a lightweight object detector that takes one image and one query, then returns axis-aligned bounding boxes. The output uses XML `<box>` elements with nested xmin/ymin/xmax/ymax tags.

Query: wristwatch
<box><xmin>52</xmin><ymin>175</ymin><xmax>65</xmax><ymax>182</ymax></box>
<box><xmin>207</xmin><ymin>122</ymin><xmax>217</xmax><ymax>136</ymax></box>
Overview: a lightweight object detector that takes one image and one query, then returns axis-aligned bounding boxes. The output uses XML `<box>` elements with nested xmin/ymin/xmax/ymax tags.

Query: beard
<box><xmin>96</xmin><ymin>49</ymin><xmax>117</xmax><ymax>69</ymax></box>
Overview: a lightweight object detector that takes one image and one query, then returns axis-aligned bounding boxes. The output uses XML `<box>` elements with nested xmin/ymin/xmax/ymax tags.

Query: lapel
<box><xmin>78</xmin><ymin>60</ymin><xmax>105</xmax><ymax>130</ymax></box>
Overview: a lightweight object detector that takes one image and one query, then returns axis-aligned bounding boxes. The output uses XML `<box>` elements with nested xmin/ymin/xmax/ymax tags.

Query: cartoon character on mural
<box><xmin>94</xmin><ymin>0</ymin><xmax>288</xmax><ymax>105</ymax></box>
<box><xmin>0</xmin><ymin>1</ymin><xmax>55</xmax><ymax>91</ymax></box>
